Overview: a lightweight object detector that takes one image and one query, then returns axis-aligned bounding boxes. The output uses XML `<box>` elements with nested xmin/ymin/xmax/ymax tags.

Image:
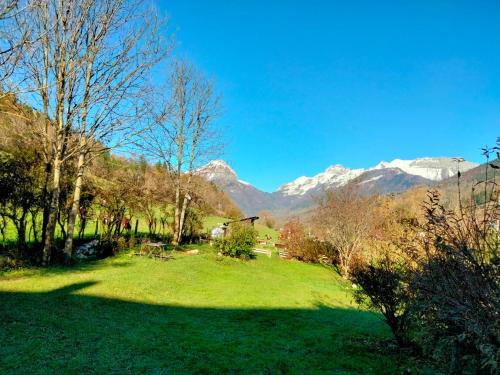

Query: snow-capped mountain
<box><xmin>197</xmin><ymin>160</ymin><xmax>277</xmax><ymax>215</ymax></box>
<box><xmin>353</xmin><ymin>168</ymin><xmax>434</xmax><ymax>195</ymax></box>
<box><xmin>278</xmin><ymin>157</ymin><xmax>478</xmax><ymax>197</ymax></box>
<box><xmin>197</xmin><ymin>160</ymin><xmax>262</xmax><ymax>189</ymax></box>
<box><xmin>371</xmin><ymin>157</ymin><xmax>478</xmax><ymax>181</ymax></box>
<box><xmin>278</xmin><ymin>165</ymin><xmax>365</xmax><ymax>196</ymax></box>
<box><xmin>197</xmin><ymin>157</ymin><xmax>479</xmax><ymax>216</ymax></box>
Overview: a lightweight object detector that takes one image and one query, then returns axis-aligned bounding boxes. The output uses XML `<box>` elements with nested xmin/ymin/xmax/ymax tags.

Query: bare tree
<box><xmin>141</xmin><ymin>60</ymin><xmax>221</xmax><ymax>245</ymax></box>
<box><xmin>61</xmin><ymin>1</ymin><xmax>170</xmax><ymax>259</ymax></box>
<box><xmin>0</xmin><ymin>0</ymin><xmax>30</xmax><ymax>87</ymax></box>
<box><xmin>313</xmin><ymin>186</ymin><xmax>374</xmax><ymax>276</ymax></box>
<box><xmin>12</xmin><ymin>0</ymin><xmax>169</xmax><ymax>263</ymax></box>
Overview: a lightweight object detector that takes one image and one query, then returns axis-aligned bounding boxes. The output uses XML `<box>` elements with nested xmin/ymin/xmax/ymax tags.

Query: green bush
<box><xmin>350</xmin><ymin>254</ymin><xmax>412</xmax><ymax>348</ymax></box>
<box><xmin>181</xmin><ymin>208</ymin><xmax>204</xmax><ymax>243</ymax></box>
<box><xmin>214</xmin><ymin>223</ymin><xmax>257</xmax><ymax>259</ymax></box>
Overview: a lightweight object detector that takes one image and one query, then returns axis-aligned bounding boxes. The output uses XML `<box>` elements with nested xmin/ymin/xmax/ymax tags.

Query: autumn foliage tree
<box><xmin>312</xmin><ymin>187</ymin><xmax>374</xmax><ymax>276</ymax></box>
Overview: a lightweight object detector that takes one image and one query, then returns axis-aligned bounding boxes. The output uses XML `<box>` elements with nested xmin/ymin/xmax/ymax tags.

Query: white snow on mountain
<box><xmin>358</xmin><ymin>174</ymin><xmax>384</xmax><ymax>185</ymax></box>
<box><xmin>238</xmin><ymin>179</ymin><xmax>251</xmax><ymax>186</ymax></box>
<box><xmin>196</xmin><ymin>160</ymin><xmax>237</xmax><ymax>181</ymax></box>
<box><xmin>278</xmin><ymin>164</ymin><xmax>365</xmax><ymax>196</ymax></box>
<box><xmin>371</xmin><ymin>157</ymin><xmax>478</xmax><ymax>181</ymax></box>
<box><xmin>277</xmin><ymin>157</ymin><xmax>478</xmax><ymax>197</ymax></box>
<box><xmin>197</xmin><ymin>157</ymin><xmax>479</xmax><ymax>199</ymax></box>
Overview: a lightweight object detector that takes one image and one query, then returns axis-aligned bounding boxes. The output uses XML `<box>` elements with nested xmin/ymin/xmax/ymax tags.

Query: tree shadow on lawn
<box><xmin>0</xmin><ymin>282</ymin><xmax>414</xmax><ymax>374</ymax></box>
<box><xmin>0</xmin><ymin>257</ymin><xmax>134</xmax><ymax>279</ymax></box>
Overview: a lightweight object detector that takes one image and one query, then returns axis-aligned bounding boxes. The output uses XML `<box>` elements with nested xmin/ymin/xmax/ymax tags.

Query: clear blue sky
<box><xmin>158</xmin><ymin>0</ymin><xmax>500</xmax><ymax>192</ymax></box>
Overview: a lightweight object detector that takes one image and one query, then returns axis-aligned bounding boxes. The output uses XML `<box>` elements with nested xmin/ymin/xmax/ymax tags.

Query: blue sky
<box><xmin>158</xmin><ymin>0</ymin><xmax>500</xmax><ymax>192</ymax></box>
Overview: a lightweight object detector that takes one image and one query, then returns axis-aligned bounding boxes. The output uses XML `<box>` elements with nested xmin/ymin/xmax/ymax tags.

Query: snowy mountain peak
<box><xmin>371</xmin><ymin>157</ymin><xmax>478</xmax><ymax>181</ymax></box>
<box><xmin>325</xmin><ymin>164</ymin><xmax>351</xmax><ymax>173</ymax></box>
<box><xmin>277</xmin><ymin>157</ymin><xmax>478</xmax><ymax>197</ymax></box>
<box><xmin>197</xmin><ymin>160</ymin><xmax>237</xmax><ymax>182</ymax></box>
<box><xmin>196</xmin><ymin>156</ymin><xmax>481</xmax><ymax>216</ymax></box>
<box><xmin>278</xmin><ymin>165</ymin><xmax>365</xmax><ymax>196</ymax></box>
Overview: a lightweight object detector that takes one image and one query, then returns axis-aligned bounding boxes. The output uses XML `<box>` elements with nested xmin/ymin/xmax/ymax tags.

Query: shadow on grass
<box><xmin>0</xmin><ymin>282</ymin><xmax>417</xmax><ymax>374</ymax></box>
<box><xmin>0</xmin><ymin>257</ymin><xmax>134</xmax><ymax>280</ymax></box>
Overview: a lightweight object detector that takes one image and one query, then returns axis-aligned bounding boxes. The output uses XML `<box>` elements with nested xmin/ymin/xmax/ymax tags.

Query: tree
<box><xmin>0</xmin><ymin>149</ymin><xmax>42</xmax><ymax>253</ymax></box>
<box><xmin>348</xmin><ymin>195</ymin><xmax>419</xmax><ymax>348</ymax></box>
<box><xmin>312</xmin><ymin>186</ymin><xmax>373</xmax><ymax>276</ymax></box>
<box><xmin>12</xmin><ymin>0</ymin><xmax>169</xmax><ymax>262</ymax></box>
<box><xmin>0</xmin><ymin>0</ymin><xmax>29</xmax><ymax>85</ymax></box>
<box><xmin>279</xmin><ymin>218</ymin><xmax>305</xmax><ymax>259</ymax></box>
<box><xmin>60</xmin><ymin>0</ymin><xmax>169</xmax><ymax>260</ymax></box>
<box><xmin>141</xmin><ymin>60</ymin><xmax>222</xmax><ymax>246</ymax></box>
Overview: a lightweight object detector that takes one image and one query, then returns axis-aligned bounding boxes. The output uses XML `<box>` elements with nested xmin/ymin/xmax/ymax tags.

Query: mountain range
<box><xmin>197</xmin><ymin>158</ymin><xmax>479</xmax><ymax>216</ymax></box>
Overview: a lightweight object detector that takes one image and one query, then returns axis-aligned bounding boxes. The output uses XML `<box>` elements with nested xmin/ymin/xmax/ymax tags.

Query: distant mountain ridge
<box><xmin>197</xmin><ymin>157</ymin><xmax>479</xmax><ymax>216</ymax></box>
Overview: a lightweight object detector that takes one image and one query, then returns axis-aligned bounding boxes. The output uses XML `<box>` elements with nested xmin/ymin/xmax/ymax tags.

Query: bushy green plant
<box><xmin>350</xmin><ymin>253</ymin><xmax>412</xmax><ymax>348</ymax></box>
<box><xmin>408</xmin><ymin>188</ymin><xmax>500</xmax><ymax>374</ymax></box>
<box><xmin>181</xmin><ymin>208</ymin><xmax>204</xmax><ymax>243</ymax></box>
<box><xmin>214</xmin><ymin>223</ymin><xmax>257</xmax><ymax>259</ymax></box>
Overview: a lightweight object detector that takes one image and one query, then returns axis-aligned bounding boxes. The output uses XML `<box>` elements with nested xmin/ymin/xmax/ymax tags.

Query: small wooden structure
<box><xmin>223</xmin><ymin>216</ymin><xmax>259</xmax><ymax>227</ymax></box>
<box><xmin>209</xmin><ymin>216</ymin><xmax>260</xmax><ymax>240</ymax></box>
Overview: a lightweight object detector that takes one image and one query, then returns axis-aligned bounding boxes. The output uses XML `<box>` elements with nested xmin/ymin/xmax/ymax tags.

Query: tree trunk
<box><xmin>63</xmin><ymin>150</ymin><xmax>86</xmax><ymax>261</ymax></box>
<box><xmin>0</xmin><ymin>215</ymin><xmax>6</xmax><ymax>245</ymax></box>
<box><xmin>41</xmin><ymin>161</ymin><xmax>52</xmax><ymax>247</ymax></box>
<box><xmin>16</xmin><ymin>217</ymin><xmax>27</xmax><ymax>253</ymax></box>
<box><xmin>172</xmin><ymin>183</ymin><xmax>181</xmax><ymax>246</ymax></box>
<box><xmin>42</xmin><ymin>155</ymin><xmax>62</xmax><ymax>265</ymax></box>
<box><xmin>177</xmin><ymin>192</ymin><xmax>191</xmax><ymax>244</ymax></box>
<box><xmin>30</xmin><ymin>210</ymin><xmax>39</xmax><ymax>244</ymax></box>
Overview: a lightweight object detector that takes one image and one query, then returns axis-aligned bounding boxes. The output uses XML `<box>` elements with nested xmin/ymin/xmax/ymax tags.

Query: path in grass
<box><xmin>0</xmin><ymin>247</ymin><xmax>413</xmax><ymax>374</ymax></box>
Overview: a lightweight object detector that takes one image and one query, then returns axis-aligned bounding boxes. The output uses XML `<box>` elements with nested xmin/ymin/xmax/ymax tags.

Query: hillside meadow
<box><xmin>0</xmin><ymin>244</ymin><xmax>423</xmax><ymax>374</ymax></box>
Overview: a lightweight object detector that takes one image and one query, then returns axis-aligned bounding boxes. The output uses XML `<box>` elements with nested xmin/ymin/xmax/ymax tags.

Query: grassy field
<box><xmin>0</xmin><ymin>245</ymin><xmax>418</xmax><ymax>374</ymax></box>
<box><xmin>2</xmin><ymin>214</ymin><xmax>278</xmax><ymax>246</ymax></box>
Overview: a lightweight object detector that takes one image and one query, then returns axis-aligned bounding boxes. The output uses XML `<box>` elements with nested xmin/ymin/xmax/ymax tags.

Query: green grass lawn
<box><xmin>0</xmin><ymin>245</ymin><xmax>418</xmax><ymax>374</ymax></box>
<box><xmin>2</xmin><ymin>214</ymin><xmax>278</xmax><ymax>247</ymax></box>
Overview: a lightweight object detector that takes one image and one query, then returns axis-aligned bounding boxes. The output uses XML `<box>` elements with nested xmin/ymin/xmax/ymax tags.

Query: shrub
<box><xmin>280</xmin><ymin>219</ymin><xmax>338</xmax><ymax>264</ymax></box>
<box><xmin>408</xmin><ymin>188</ymin><xmax>500</xmax><ymax>374</ymax></box>
<box><xmin>279</xmin><ymin>219</ymin><xmax>305</xmax><ymax>259</ymax></box>
<box><xmin>0</xmin><ymin>254</ymin><xmax>26</xmax><ymax>271</ymax></box>
<box><xmin>214</xmin><ymin>223</ymin><xmax>257</xmax><ymax>259</ymax></box>
<box><xmin>350</xmin><ymin>253</ymin><xmax>412</xmax><ymax>348</ymax></box>
<box><xmin>292</xmin><ymin>237</ymin><xmax>338</xmax><ymax>264</ymax></box>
